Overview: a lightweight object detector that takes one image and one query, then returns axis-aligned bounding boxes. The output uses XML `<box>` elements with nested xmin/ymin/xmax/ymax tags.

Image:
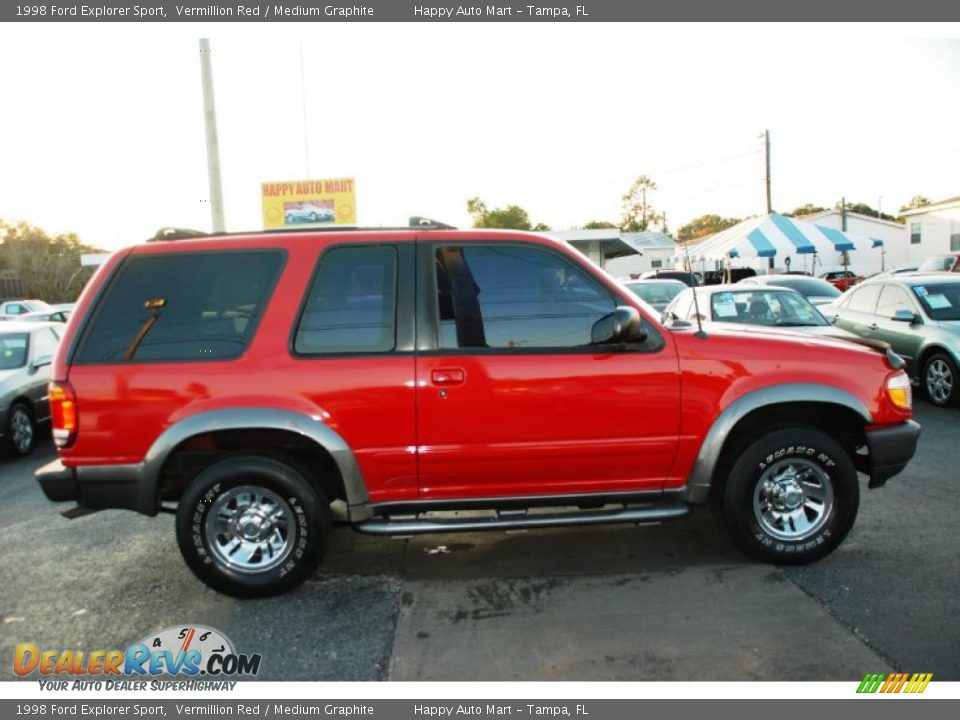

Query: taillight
<box><xmin>48</xmin><ymin>381</ymin><xmax>77</xmax><ymax>448</ymax></box>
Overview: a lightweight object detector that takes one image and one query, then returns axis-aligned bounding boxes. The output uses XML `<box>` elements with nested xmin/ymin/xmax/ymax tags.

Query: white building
<box><xmin>548</xmin><ymin>229</ymin><xmax>678</xmax><ymax>277</ymax></box>
<box><xmin>794</xmin><ymin>209</ymin><xmax>906</xmax><ymax>276</ymax></box>
<box><xmin>899</xmin><ymin>196</ymin><xmax>960</xmax><ymax>266</ymax></box>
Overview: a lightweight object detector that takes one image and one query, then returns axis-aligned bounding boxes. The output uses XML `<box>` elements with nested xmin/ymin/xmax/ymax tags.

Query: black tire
<box><xmin>176</xmin><ymin>455</ymin><xmax>330</xmax><ymax>598</ymax></box>
<box><xmin>309</xmin><ymin>212</ymin><xmax>318</xmax><ymax>222</ymax></box>
<box><xmin>721</xmin><ymin>427</ymin><xmax>859</xmax><ymax>565</ymax></box>
<box><xmin>5</xmin><ymin>402</ymin><xmax>36</xmax><ymax>457</ymax></box>
<box><xmin>285</xmin><ymin>213</ymin><xmax>294</xmax><ymax>224</ymax></box>
<box><xmin>922</xmin><ymin>352</ymin><xmax>959</xmax><ymax>407</ymax></box>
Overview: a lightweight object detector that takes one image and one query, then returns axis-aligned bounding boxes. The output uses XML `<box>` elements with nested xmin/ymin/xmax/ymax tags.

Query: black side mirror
<box><xmin>591</xmin><ymin>306</ymin><xmax>647</xmax><ymax>345</ymax></box>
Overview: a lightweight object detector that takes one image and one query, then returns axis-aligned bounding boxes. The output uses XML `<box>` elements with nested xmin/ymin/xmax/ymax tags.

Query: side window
<box><xmin>294</xmin><ymin>245</ymin><xmax>397</xmax><ymax>354</ymax></box>
<box><xmin>32</xmin><ymin>328</ymin><xmax>59</xmax><ymax>360</ymax></box>
<box><xmin>76</xmin><ymin>250</ymin><xmax>284</xmax><ymax>363</ymax></box>
<box><xmin>7</xmin><ymin>304</ymin><xmax>23</xmax><ymax>315</ymax></box>
<box><xmin>876</xmin><ymin>285</ymin><xmax>915</xmax><ymax>318</ymax></box>
<box><xmin>671</xmin><ymin>292</ymin><xmax>693</xmax><ymax>320</ymax></box>
<box><xmin>847</xmin><ymin>284</ymin><xmax>881</xmax><ymax>314</ymax></box>
<box><xmin>910</xmin><ymin>222</ymin><xmax>922</xmax><ymax>244</ymax></box>
<box><xmin>434</xmin><ymin>244</ymin><xmax>616</xmax><ymax>349</ymax></box>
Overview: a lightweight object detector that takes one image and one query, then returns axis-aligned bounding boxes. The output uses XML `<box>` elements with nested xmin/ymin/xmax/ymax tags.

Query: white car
<box><xmin>284</xmin><ymin>205</ymin><xmax>335</xmax><ymax>224</ymax></box>
<box><xmin>0</xmin><ymin>299</ymin><xmax>53</xmax><ymax>320</ymax></box>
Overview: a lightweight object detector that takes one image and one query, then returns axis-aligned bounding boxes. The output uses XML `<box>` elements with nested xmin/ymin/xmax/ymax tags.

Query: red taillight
<box><xmin>49</xmin><ymin>381</ymin><xmax>77</xmax><ymax>448</ymax></box>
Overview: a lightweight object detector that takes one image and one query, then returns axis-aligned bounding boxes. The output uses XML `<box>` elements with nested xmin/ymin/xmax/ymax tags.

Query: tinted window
<box><xmin>435</xmin><ymin>244</ymin><xmax>616</xmax><ymax>349</ymax></box>
<box><xmin>76</xmin><ymin>250</ymin><xmax>284</xmax><ymax>362</ymax></box>
<box><xmin>32</xmin><ymin>327</ymin><xmax>59</xmax><ymax>360</ymax></box>
<box><xmin>626</xmin><ymin>281</ymin><xmax>684</xmax><ymax>307</ymax></box>
<box><xmin>876</xmin><ymin>285</ymin><xmax>916</xmax><ymax>318</ymax></box>
<box><xmin>294</xmin><ymin>245</ymin><xmax>397</xmax><ymax>354</ymax></box>
<box><xmin>0</xmin><ymin>332</ymin><xmax>28</xmax><ymax>370</ymax></box>
<box><xmin>710</xmin><ymin>290</ymin><xmax>826</xmax><ymax>326</ymax></box>
<box><xmin>846</xmin><ymin>284</ymin><xmax>881</xmax><ymax>314</ymax></box>
<box><xmin>6</xmin><ymin>304</ymin><xmax>24</xmax><ymax>315</ymax></box>
<box><xmin>912</xmin><ymin>283</ymin><xmax>960</xmax><ymax>321</ymax></box>
<box><xmin>768</xmin><ymin>277</ymin><xmax>841</xmax><ymax>298</ymax></box>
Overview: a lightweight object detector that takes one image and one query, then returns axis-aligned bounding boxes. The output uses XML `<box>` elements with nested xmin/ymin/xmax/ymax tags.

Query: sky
<box><xmin>0</xmin><ymin>23</ymin><xmax>958</xmax><ymax>250</ymax></box>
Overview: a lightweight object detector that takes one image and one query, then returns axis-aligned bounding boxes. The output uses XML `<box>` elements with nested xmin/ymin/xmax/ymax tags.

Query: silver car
<box><xmin>829</xmin><ymin>274</ymin><xmax>960</xmax><ymax>407</ymax></box>
<box><xmin>0</xmin><ymin>322</ymin><xmax>62</xmax><ymax>456</ymax></box>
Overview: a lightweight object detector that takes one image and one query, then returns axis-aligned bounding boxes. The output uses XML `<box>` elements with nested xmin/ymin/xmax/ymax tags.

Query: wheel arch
<box><xmin>143</xmin><ymin>407</ymin><xmax>370</xmax><ymax>517</ymax></box>
<box><xmin>685</xmin><ymin>383</ymin><xmax>872</xmax><ymax>503</ymax></box>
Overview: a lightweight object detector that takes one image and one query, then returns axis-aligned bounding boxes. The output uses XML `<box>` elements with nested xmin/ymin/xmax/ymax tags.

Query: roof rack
<box><xmin>147</xmin><ymin>218</ymin><xmax>458</xmax><ymax>243</ymax></box>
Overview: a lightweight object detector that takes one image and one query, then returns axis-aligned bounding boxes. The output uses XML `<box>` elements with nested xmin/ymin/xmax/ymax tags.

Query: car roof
<box><xmin>0</xmin><ymin>320</ymin><xmax>61</xmax><ymax>333</ymax></box>
<box><xmin>696</xmin><ymin>283</ymin><xmax>800</xmax><ymax>295</ymax></box>
<box><xmin>624</xmin><ymin>278</ymin><xmax>686</xmax><ymax>285</ymax></box>
<box><xmin>862</xmin><ymin>272</ymin><xmax>960</xmax><ymax>287</ymax></box>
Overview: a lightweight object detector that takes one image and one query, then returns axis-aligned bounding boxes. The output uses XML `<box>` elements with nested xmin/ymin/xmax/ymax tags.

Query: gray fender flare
<box><xmin>685</xmin><ymin>383</ymin><xmax>873</xmax><ymax>503</ymax></box>
<box><xmin>142</xmin><ymin>407</ymin><xmax>370</xmax><ymax>516</ymax></box>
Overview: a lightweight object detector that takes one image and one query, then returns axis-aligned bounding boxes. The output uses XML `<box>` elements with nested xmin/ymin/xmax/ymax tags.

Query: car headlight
<box><xmin>886</xmin><ymin>371</ymin><xmax>912</xmax><ymax>410</ymax></box>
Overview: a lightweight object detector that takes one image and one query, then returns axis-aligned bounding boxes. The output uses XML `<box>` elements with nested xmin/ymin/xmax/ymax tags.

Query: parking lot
<box><xmin>1</xmin><ymin>401</ymin><xmax>957</xmax><ymax>682</ymax></box>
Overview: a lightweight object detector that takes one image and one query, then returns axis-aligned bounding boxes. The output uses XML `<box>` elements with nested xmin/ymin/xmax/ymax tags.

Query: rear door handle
<box><xmin>868</xmin><ymin>323</ymin><xmax>879</xmax><ymax>330</ymax></box>
<box><xmin>431</xmin><ymin>368</ymin><xmax>465</xmax><ymax>386</ymax></box>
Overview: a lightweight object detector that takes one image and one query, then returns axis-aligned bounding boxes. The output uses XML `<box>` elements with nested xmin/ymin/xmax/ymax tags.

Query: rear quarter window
<box><xmin>74</xmin><ymin>250</ymin><xmax>285</xmax><ymax>363</ymax></box>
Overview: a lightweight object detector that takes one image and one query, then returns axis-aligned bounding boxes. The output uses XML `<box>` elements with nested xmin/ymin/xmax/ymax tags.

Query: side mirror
<box><xmin>891</xmin><ymin>309</ymin><xmax>918</xmax><ymax>323</ymax></box>
<box><xmin>30</xmin><ymin>355</ymin><xmax>52</xmax><ymax>371</ymax></box>
<box><xmin>591</xmin><ymin>306</ymin><xmax>647</xmax><ymax>345</ymax></box>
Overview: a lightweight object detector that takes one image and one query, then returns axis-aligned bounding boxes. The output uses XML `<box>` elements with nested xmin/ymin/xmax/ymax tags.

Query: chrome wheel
<box><xmin>925</xmin><ymin>358</ymin><xmax>954</xmax><ymax>405</ymax></box>
<box><xmin>753</xmin><ymin>459</ymin><xmax>834</xmax><ymax>542</ymax></box>
<box><xmin>10</xmin><ymin>407</ymin><xmax>34</xmax><ymax>454</ymax></box>
<box><xmin>205</xmin><ymin>485</ymin><xmax>296</xmax><ymax>574</ymax></box>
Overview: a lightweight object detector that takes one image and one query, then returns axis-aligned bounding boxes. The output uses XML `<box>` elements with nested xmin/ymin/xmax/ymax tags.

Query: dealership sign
<box><xmin>261</xmin><ymin>177</ymin><xmax>357</xmax><ymax>229</ymax></box>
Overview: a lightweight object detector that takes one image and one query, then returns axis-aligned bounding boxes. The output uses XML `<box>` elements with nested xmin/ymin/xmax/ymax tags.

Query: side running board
<box><xmin>354</xmin><ymin>502</ymin><xmax>690</xmax><ymax>536</ymax></box>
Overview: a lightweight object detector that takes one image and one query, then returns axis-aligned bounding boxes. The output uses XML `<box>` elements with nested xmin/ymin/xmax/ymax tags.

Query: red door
<box><xmin>415</xmin><ymin>238</ymin><xmax>681</xmax><ymax>499</ymax></box>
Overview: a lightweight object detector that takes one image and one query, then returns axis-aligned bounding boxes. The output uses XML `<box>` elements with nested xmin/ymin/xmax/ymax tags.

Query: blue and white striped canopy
<box><xmin>675</xmin><ymin>213</ymin><xmax>883</xmax><ymax>263</ymax></box>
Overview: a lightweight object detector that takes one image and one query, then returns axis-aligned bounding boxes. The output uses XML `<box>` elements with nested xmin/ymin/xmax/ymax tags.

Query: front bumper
<box><xmin>865</xmin><ymin>419</ymin><xmax>921</xmax><ymax>488</ymax></box>
<box><xmin>35</xmin><ymin>459</ymin><xmax>158</xmax><ymax>515</ymax></box>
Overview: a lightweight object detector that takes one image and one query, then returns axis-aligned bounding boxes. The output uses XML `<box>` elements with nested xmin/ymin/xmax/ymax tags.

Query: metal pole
<box><xmin>199</xmin><ymin>39</ymin><xmax>225</xmax><ymax>233</ymax></box>
<box><xmin>764</xmin><ymin>129</ymin><xmax>772</xmax><ymax>214</ymax></box>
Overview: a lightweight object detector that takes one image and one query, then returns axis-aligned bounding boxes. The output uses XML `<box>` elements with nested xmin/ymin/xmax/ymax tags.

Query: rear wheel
<box><xmin>5</xmin><ymin>403</ymin><xmax>36</xmax><ymax>457</ymax></box>
<box><xmin>923</xmin><ymin>352</ymin><xmax>958</xmax><ymax>407</ymax></box>
<box><xmin>176</xmin><ymin>455</ymin><xmax>330</xmax><ymax>598</ymax></box>
<box><xmin>720</xmin><ymin>427</ymin><xmax>859</xmax><ymax>565</ymax></box>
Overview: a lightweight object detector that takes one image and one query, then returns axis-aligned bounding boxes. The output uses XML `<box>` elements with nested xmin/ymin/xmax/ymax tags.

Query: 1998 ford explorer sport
<box><xmin>36</xmin><ymin>227</ymin><xmax>921</xmax><ymax>597</ymax></box>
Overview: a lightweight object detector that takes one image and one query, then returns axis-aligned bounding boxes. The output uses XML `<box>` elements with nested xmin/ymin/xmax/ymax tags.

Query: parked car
<box><xmin>738</xmin><ymin>274</ymin><xmax>842</xmax><ymax>306</ymax></box>
<box><xmin>284</xmin><ymin>205</ymin><xmax>335</xmax><ymax>225</ymax></box>
<box><xmin>664</xmin><ymin>285</ymin><xmax>858</xmax><ymax>340</ymax></box>
<box><xmin>917</xmin><ymin>253</ymin><xmax>960</xmax><ymax>274</ymax></box>
<box><xmin>820</xmin><ymin>270</ymin><xmax>863</xmax><ymax>292</ymax></box>
<box><xmin>0</xmin><ymin>299</ymin><xmax>53</xmax><ymax>320</ymax></box>
<box><xmin>36</xmin><ymin>227</ymin><xmax>919</xmax><ymax>597</ymax></box>
<box><xmin>830</xmin><ymin>274</ymin><xmax>960</xmax><ymax>407</ymax></box>
<box><xmin>1</xmin><ymin>321</ymin><xmax>62</xmax><ymax>456</ymax></box>
<box><xmin>623</xmin><ymin>278</ymin><xmax>686</xmax><ymax>312</ymax></box>
<box><xmin>700</xmin><ymin>268</ymin><xmax>757</xmax><ymax>286</ymax></box>
<box><xmin>19</xmin><ymin>309</ymin><xmax>71</xmax><ymax>324</ymax></box>
<box><xmin>640</xmin><ymin>269</ymin><xmax>700</xmax><ymax>286</ymax></box>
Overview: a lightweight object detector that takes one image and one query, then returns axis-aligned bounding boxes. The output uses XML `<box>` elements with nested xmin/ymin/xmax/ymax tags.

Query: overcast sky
<box><xmin>0</xmin><ymin>23</ymin><xmax>958</xmax><ymax>250</ymax></box>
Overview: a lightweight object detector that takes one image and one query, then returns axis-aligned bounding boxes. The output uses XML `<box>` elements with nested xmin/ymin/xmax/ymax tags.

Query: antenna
<box><xmin>682</xmin><ymin>239</ymin><xmax>707</xmax><ymax>338</ymax></box>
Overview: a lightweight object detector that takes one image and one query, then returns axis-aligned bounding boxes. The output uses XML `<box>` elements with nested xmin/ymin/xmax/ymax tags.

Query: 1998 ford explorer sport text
<box><xmin>36</xmin><ymin>227</ymin><xmax>920</xmax><ymax>597</ymax></box>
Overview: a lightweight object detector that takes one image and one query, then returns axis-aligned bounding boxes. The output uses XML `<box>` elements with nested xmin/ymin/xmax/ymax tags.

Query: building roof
<box><xmin>900</xmin><ymin>196</ymin><xmax>960</xmax><ymax>217</ymax></box>
<box><xmin>796</xmin><ymin>209</ymin><xmax>907</xmax><ymax>230</ymax></box>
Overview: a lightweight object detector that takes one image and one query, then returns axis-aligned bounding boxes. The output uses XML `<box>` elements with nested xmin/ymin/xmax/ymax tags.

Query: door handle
<box><xmin>431</xmin><ymin>368</ymin><xmax>465</xmax><ymax>386</ymax></box>
<box><xmin>868</xmin><ymin>323</ymin><xmax>879</xmax><ymax>330</ymax></box>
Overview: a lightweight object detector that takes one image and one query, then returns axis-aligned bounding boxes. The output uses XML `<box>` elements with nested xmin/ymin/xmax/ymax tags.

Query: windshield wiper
<box><xmin>124</xmin><ymin>298</ymin><xmax>166</xmax><ymax>360</ymax></box>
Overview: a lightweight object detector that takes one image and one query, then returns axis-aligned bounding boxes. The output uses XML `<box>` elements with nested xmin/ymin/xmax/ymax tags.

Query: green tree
<box><xmin>581</xmin><ymin>220</ymin><xmax>618</xmax><ymax>230</ymax></box>
<box><xmin>620</xmin><ymin>175</ymin><xmax>663</xmax><ymax>233</ymax></box>
<box><xmin>900</xmin><ymin>196</ymin><xmax>931</xmax><ymax>212</ymax></box>
<box><xmin>466</xmin><ymin>197</ymin><xmax>548</xmax><ymax>230</ymax></box>
<box><xmin>835</xmin><ymin>201</ymin><xmax>898</xmax><ymax>222</ymax></box>
<box><xmin>784</xmin><ymin>203</ymin><xmax>827</xmax><ymax>217</ymax></box>
<box><xmin>676</xmin><ymin>214</ymin><xmax>741</xmax><ymax>243</ymax></box>
<box><xmin>0</xmin><ymin>220</ymin><xmax>105</xmax><ymax>302</ymax></box>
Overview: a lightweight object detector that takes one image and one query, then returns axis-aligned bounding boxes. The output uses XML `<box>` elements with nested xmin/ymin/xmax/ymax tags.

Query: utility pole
<box><xmin>199</xmin><ymin>38</ymin><xmax>225</xmax><ymax>233</ymax></box>
<box><xmin>764</xmin><ymin>129</ymin><xmax>772</xmax><ymax>215</ymax></box>
<box><xmin>840</xmin><ymin>197</ymin><xmax>849</xmax><ymax>272</ymax></box>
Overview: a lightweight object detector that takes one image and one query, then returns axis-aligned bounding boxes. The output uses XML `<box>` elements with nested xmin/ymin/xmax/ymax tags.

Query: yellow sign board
<box><xmin>261</xmin><ymin>177</ymin><xmax>356</xmax><ymax>229</ymax></box>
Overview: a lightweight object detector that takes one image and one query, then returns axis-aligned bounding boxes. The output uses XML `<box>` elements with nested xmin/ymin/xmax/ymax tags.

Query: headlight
<box><xmin>886</xmin><ymin>372</ymin><xmax>912</xmax><ymax>410</ymax></box>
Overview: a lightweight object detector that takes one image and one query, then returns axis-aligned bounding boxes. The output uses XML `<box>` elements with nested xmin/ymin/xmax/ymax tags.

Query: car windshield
<box><xmin>626</xmin><ymin>281</ymin><xmax>684</xmax><ymax>306</ymax></box>
<box><xmin>710</xmin><ymin>290</ymin><xmax>827</xmax><ymax>327</ymax></box>
<box><xmin>912</xmin><ymin>283</ymin><xmax>960</xmax><ymax>321</ymax></box>
<box><xmin>768</xmin><ymin>277</ymin><xmax>841</xmax><ymax>298</ymax></box>
<box><xmin>0</xmin><ymin>333</ymin><xmax>29</xmax><ymax>370</ymax></box>
<box><xmin>918</xmin><ymin>256</ymin><xmax>957</xmax><ymax>272</ymax></box>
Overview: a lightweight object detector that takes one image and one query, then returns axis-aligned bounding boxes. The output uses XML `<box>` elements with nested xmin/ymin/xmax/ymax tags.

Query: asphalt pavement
<box><xmin>0</xmin><ymin>402</ymin><xmax>956</xmax><ymax>681</ymax></box>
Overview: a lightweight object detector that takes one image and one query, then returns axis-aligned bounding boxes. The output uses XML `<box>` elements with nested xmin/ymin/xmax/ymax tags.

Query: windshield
<box><xmin>918</xmin><ymin>256</ymin><xmax>957</xmax><ymax>273</ymax></box>
<box><xmin>0</xmin><ymin>333</ymin><xmax>29</xmax><ymax>370</ymax></box>
<box><xmin>912</xmin><ymin>283</ymin><xmax>960</xmax><ymax>321</ymax></box>
<box><xmin>710</xmin><ymin>290</ymin><xmax>828</xmax><ymax>327</ymax></box>
<box><xmin>626</xmin><ymin>281</ymin><xmax>684</xmax><ymax>306</ymax></box>
<box><xmin>769</xmin><ymin>277</ymin><xmax>841</xmax><ymax>298</ymax></box>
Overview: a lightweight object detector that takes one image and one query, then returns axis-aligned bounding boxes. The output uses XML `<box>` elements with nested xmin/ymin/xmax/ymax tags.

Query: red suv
<box><xmin>37</xmin><ymin>228</ymin><xmax>921</xmax><ymax>597</ymax></box>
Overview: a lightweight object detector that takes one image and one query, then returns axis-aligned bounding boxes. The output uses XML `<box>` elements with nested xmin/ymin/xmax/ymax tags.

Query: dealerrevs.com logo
<box><xmin>14</xmin><ymin>625</ymin><xmax>261</xmax><ymax>688</ymax></box>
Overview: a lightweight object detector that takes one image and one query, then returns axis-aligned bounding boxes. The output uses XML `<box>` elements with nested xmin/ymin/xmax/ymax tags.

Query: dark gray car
<box><xmin>0</xmin><ymin>322</ymin><xmax>62</xmax><ymax>455</ymax></box>
<box><xmin>829</xmin><ymin>274</ymin><xmax>960</xmax><ymax>407</ymax></box>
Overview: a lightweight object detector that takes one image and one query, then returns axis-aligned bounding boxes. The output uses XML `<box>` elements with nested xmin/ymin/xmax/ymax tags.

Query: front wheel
<box><xmin>720</xmin><ymin>427</ymin><xmax>859</xmax><ymax>565</ymax></box>
<box><xmin>176</xmin><ymin>455</ymin><xmax>330</xmax><ymax>598</ymax></box>
<box><xmin>923</xmin><ymin>352</ymin><xmax>958</xmax><ymax>407</ymax></box>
